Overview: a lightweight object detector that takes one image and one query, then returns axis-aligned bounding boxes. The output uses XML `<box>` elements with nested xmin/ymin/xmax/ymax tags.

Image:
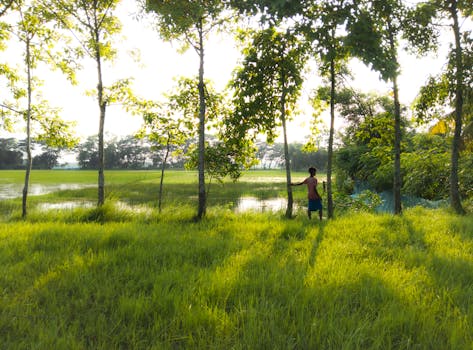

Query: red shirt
<box><xmin>303</xmin><ymin>176</ymin><xmax>319</xmax><ymax>200</ymax></box>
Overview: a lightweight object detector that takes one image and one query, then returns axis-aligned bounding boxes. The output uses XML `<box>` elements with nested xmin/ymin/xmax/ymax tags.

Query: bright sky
<box><xmin>2</xmin><ymin>1</ymin><xmax>469</xmax><ymax>144</ymax></box>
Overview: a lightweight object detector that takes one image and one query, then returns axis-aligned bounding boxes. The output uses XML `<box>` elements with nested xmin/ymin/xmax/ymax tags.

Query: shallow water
<box><xmin>38</xmin><ymin>200</ymin><xmax>154</xmax><ymax>214</ymax></box>
<box><xmin>352</xmin><ymin>181</ymin><xmax>447</xmax><ymax>213</ymax></box>
<box><xmin>0</xmin><ymin>183</ymin><xmax>95</xmax><ymax>200</ymax></box>
<box><xmin>375</xmin><ymin>191</ymin><xmax>447</xmax><ymax>212</ymax></box>
<box><xmin>36</xmin><ymin>196</ymin><xmax>293</xmax><ymax>213</ymax></box>
<box><xmin>1</xmin><ymin>181</ymin><xmax>294</xmax><ymax>214</ymax></box>
<box><xmin>38</xmin><ymin>201</ymin><xmax>94</xmax><ymax>210</ymax></box>
<box><xmin>236</xmin><ymin>197</ymin><xmax>294</xmax><ymax>213</ymax></box>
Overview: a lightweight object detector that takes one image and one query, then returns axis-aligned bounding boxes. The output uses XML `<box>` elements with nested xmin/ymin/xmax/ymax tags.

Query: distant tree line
<box><xmin>76</xmin><ymin>135</ymin><xmax>193</xmax><ymax>170</ymax></box>
<box><xmin>0</xmin><ymin>136</ymin><xmax>328</xmax><ymax>172</ymax></box>
<box><xmin>0</xmin><ymin>138</ymin><xmax>61</xmax><ymax>170</ymax></box>
<box><xmin>254</xmin><ymin>142</ymin><xmax>328</xmax><ymax>172</ymax></box>
<box><xmin>76</xmin><ymin>137</ymin><xmax>329</xmax><ymax>172</ymax></box>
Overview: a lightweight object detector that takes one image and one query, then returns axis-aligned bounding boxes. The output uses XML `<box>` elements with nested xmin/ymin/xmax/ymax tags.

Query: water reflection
<box><xmin>0</xmin><ymin>184</ymin><xmax>94</xmax><ymax>199</ymax></box>
<box><xmin>37</xmin><ymin>197</ymin><xmax>291</xmax><ymax>213</ymax></box>
<box><xmin>38</xmin><ymin>200</ymin><xmax>153</xmax><ymax>214</ymax></box>
<box><xmin>236</xmin><ymin>196</ymin><xmax>292</xmax><ymax>213</ymax></box>
<box><xmin>38</xmin><ymin>201</ymin><xmax>94</xmax><ymax>210</ymax></box>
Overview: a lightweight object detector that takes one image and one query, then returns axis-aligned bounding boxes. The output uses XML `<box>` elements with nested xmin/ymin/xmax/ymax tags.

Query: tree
<box><xmin>133</xmin><ymin>88</ymin><xmax>192</xmax><ymax>212</ymax></box>
<box><xmin>142</xmin><ymin>0</ymin><xmax>230</xmax><ymax>220</ymax></box>
<box><xmin>333</xmin><ymin>89</ymin><xmax>407</xmax><ymax>193</ymax></box>
<box><xmin>402</xmin><ymin>133</ymin><xmax>450</xmax><ymax>200</ymax></box>
<box><xmin>76</xmin><ymin>135</ymin><xmax>99</xmax><ymax>169</ymax></box>
<box><xmin>48</xmin><ymin>0</ymin><xmax>125</xmax><ymax>206</ymax></box>
<box><xmin>116</xmin><ymin>136</ymin><xmax>148</xmax><ymax>169</ymax></box>
<box><xmin>0</xmin><ymin>1</ymin><xmax>16</xmax><ymax>131</ymax></box>
<box><xmin>412</xmin><ymin>0</ymin><xmax>472</xmax><ymax>214</ymax></box>
<box><xmin>230</xmin><ymin>27</ymin><xmax>308</xmax><ymax>218</ymax></box>
<box><xmin>0</xmin><ymin>0</ymin><xmax>13</xmax><ymax>16</ymax></box>
<box><xmin>4</xmin><ymin>0</ymin><xmax>76</xmax><ymax>217</ymax></box>
<box><xmin>228</xmin><ymin>0</ymin><xmax>303</xmax><ymax>23</ymax></box>
<box><xmin>32</xmin><ymin>149</ymin><xmax>59</xmax><ymax>169</ymax></box>
<box><xmin>0</xmin><ymin>138</ymin><xmax>22</xmax><ymax>169</ymax></box>
<box><xmin>345</xmin><ymin>0</ymin><xmax>416</xmax><ymax>214</ymax></box>
<box><xmin>76</xmin><ymin>135</ymin><xmax>147</xmax><ymax>170</ymax></box>
<box><xmin>300</xmin><ymin>0</ymin><xmax>352</xmax><ymax>219</ymax></box>
<box><xmin>186</xmin><ymin>137</ymin><xmax>244</xmax><ymax>196</ymax></box>
<box><xmin>230</xmin><ymin>0</ymin><xmax>351</xmax><ymax>219</ymax></box>
<box><xmin>289</xmin><ymin>144</ymin><xmax>328</xmax><ymax>172</ymax></box>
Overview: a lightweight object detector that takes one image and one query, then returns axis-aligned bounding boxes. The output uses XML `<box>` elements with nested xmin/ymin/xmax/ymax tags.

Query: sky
<box><xmin>2</xmin><ymin>1</ymin><xmax>470</xmax><ymax>145</ymax></box>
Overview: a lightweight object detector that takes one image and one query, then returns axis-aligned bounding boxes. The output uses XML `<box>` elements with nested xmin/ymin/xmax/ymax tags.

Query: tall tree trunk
<box><xmin>449</xmin><ymin>1</ymin><xmax>465</xmax><ymax>214</ymax></box>
<box><xmin>22</xmin><ymin>37</ymin><xmax>32</xmax><ymax>219</ymax></box>
<box><xmin>95</xmin><ymin>34</ymin><xmax>106</xmax><ymax>206</ymax></box>
<box><xmin>388</xmin><ymin>28</ymin><xmax>402</xmax><ymax>215</ymax></box>
<box><xmin>196</xmin><ymin>20</ymin><xmax>206</xmax><ymax>220</ymax></box>
<box><xmin>392</xmin><ymin>75</ymin><xmax>402</xmax><ymax>215</ymax></box>
<box><xmin>281</xmin><ymin>89</ymin><xmax>293</xmax><ymax>218</ymax></box>
<box><xmin>158</xmin><ymin>135</ymin><xmax>171</xmax><ymax>213</ymax></box>
<box><xmin>327</xmin><ymin>56</ymin><xmax>335</xmax><ymax>219</ymax></box>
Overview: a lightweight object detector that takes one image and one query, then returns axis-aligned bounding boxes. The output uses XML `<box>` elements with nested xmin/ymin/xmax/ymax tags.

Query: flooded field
<box><xmin>37</xmin><ymin>197</ymin><xmax>292</xmax><ymax>213</ymax></box>
<box><xmin>0</xmin><ymin>170</ymin><xmax>301</xmax><ymax>214</ymax></box>
<box><xmin>0</xmin><ymin>183</ymin><xmax>95</xmax><ymax>200</ymax></box>
<box><xmin>235</xmin><ymin>196</ymin><xmax>298</xmax><ymax>213</ymax></box>
<box><xmin>37</xmin><ymin>200</ymin><xmax>154</xmax><ymax>215</ymax></box>
<box><xmin>37</xmin><ymin>201</ymin><xmax>95</xmax><ymax>210</ymax></box>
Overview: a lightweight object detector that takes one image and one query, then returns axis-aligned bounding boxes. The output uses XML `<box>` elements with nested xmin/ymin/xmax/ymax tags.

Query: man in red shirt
<box><xmin>291</xmin><ymin>167</ymin><xmax>323</xmax><ymax>220</ymax></box>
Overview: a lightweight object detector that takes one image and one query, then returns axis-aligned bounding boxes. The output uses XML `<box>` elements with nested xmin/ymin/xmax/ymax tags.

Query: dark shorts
<box><xmin>308</xmin><ymin>199</ymin><xmax>322</xmax><ymax>211</ymax></box>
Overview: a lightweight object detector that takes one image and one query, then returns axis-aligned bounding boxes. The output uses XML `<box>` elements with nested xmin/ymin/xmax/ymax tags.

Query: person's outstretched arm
<box><xmin>291</xmin><ymin>178</ymin><xmax>307</xmax><ymax>186</ymax></box>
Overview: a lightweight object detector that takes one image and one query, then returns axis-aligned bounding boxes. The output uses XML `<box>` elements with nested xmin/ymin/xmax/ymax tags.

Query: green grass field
<box><xmin>0</xmin><ymin>170</ymin><xmax>472</xmax><ymax>349</ymax></box>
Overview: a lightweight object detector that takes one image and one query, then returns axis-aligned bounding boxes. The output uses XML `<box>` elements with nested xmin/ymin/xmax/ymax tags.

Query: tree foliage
<box><xmin>335</xmin><ymin>89</ymin><xmax>408</xmax><ymax>193</ymax></box>
<box><xmin>46</xmin><ymin>0</ymin><xmax>125</xmax><ymax>207</ymax></box>
<box><xmin>143</xmin><ymin>0</ymin><xmax>230</xmax><ymax>219</ymax></box>
<box><xmin>230</xmin><ymin>27</ymin><xmax>308</xmax><ymax>217</ymax></box>
<box><xmin>2</xmin><ymin>0</ymin><xmax>78</xmax><ymax>217</ymax></box>
<box><xmin>231</xmin><ymin>28</ymin><xmax>307</xmax><ymax>142</ymax></box>
<box><xmin>414</xmin><ymin>33</ymin><xmax>473</xmax><ymax>151</ymax></box>
<box><xmin>412</xmin><ymin>0</ymin><xmax>472</xmax><ymax>214</ymax></box>
<box><xmin>0</xmin><ymin>137</ymin><xmax>23</xmax><ymax>169</ymax></box>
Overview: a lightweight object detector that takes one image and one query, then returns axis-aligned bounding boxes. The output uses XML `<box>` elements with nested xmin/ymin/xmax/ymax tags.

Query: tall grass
<box><xmin>0</xmin><ymin>207</ymin><xmax>472</xmax><ymax>349</ymax></box>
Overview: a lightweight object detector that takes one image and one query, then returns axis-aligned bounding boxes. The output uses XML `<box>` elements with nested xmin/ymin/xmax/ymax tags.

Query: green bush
<box><xmin>334</xmin><ymin>190</ymin><xmax>382</xmax><ymax>213</ymax></box>
<box><xmin>402</xmin><ymin>151</ymin><xmax>450</xmax><ymax>200</ymax></box>
<box><xmin>459</xmin><ymin>153</ymin><xmax>473</xmax><ymax>199</ymax></box>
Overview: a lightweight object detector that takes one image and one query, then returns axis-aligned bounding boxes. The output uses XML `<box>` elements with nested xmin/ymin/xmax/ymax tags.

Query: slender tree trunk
<box><xmin>388</xmin><ymin>28</ymin><xmax>402</xmax><ymax>215</ymax></box>
<box><xmin>392</xmin><ymin>75</ymin><xmax>402</xmax><ymax>215</ymax></box>
<box><xmin>327</xmin><ymin>56</ymin><xmax>335</xmax><ymax>219</ymax></box>
<box><xmin>449</xmin><ymin>1</ymin><xmax>465</xmax><ymax>214</ymax></box>
<box><xmin>158</xmin><ymin>135</ymin><xmax>171</xmax><ymax>213</ymax></box>
<box><xmin>22</xmin><ymin>37</ymin><xmax>32</xmax><ymax>219</ymax></box>
<box><xmin>281</xmin><ymin>89</ymin><xmax>293</xmax><ymax>218</ymax></box>
<box><xmin>196</xmin><ymin>20</ymin><xmax>206</xmax><ymax>220</ymax></box>
<box><xmin>95</xmin><ymin>34</ymin><xmax>106</xmax><ymax>206</ymax></box>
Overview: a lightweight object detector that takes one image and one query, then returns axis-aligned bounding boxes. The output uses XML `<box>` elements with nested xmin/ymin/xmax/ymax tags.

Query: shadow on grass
<box><xmin>309</xmin><ymin>222</ymin><xmax>326</xmax><ymax>267</ymax></box>
<box><xmin>2</xmin><ymin>212</ymin><xmax>472</xmax><ymax>349</ymax></box>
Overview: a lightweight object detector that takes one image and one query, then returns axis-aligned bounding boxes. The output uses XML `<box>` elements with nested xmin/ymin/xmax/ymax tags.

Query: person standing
<box><xmin>291</xmin><ymin>167</ymin><xmax>323</xmax><ymax>220</ymax></box>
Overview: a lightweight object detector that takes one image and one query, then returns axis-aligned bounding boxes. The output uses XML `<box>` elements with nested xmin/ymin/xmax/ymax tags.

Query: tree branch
<box><xmin>0</xmin><ymin>103</ymin><xmax>22</xmax><ymax>115</ymax></box>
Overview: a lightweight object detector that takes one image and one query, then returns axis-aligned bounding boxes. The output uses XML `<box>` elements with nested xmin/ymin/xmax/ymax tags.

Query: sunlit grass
<box><xmin>1</xmin><ymin>170</ymin><xmax>471</xmax><ymax>348</ymax></box>
<box><xmin>0</xmin><ymin>207</ymin><xmax>472</xmax><ymax>349</ymax></box>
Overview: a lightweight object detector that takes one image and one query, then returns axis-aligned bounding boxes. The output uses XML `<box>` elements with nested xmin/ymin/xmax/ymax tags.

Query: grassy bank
<box><xmin>1</xmin><ymin>207</ymin><xmax>472</xmax><ymax>349</ymax></box>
